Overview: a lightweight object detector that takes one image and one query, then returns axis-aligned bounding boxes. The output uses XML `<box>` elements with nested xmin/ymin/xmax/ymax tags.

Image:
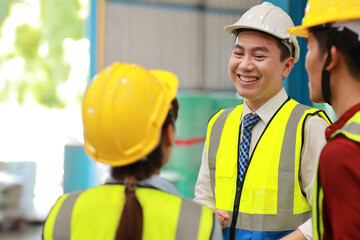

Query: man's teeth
<box><xmin>240</xmin><ymin>76</ymin><xmax>258</xmax><ymax>82</ymax></box>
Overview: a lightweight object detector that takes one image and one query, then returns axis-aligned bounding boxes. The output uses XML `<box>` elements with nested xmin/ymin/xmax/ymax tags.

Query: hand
<box><xmin>214</xmin><ymin>209</ymin><xmax>230</xmax><ymax>229</ymax></box>
<box><xmin>279</xmin><ymin>229</ymin><xmax>306</xmax><ymax>240</ymax></box>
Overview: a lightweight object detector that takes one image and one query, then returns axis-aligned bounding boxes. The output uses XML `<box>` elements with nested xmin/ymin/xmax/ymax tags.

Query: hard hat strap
<box><xmin>281</xmin><ymin>38</ymin><xmax>295</xmax><ymax>59</ymax></box>
<box><xmin>321</xmin><ymin>28</ymin><xmax>338</xmax><ymax>104</ymax></box>
<box><xmin>321</xmin><ymin>68</ymin><xmax>331</xmax><ymax>104</ymax></box>
<box><xmin>333</xmin><ymin>20</ymin><xmax>360</xmax><ymax>42</ymax></box>
<box><xmin>320</xmin><ymin>21</ymin><xmax>360</xmax><ymax>104</ymax></box>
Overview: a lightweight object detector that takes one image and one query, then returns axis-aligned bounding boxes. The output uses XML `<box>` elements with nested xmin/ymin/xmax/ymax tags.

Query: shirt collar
<box><xmin>325</xmin><ymin>102</ymin><xmax>360</xmax><ymax>139</ymax></box>
<box><xmin>242</xmin><ymin>88</ymin><xmax>289</xmax><ymax>124</ymax></box>
<box><xmin>106</xmin><ymin>174</ymin><xmax>181</xmax><ymax>197</ymax></box>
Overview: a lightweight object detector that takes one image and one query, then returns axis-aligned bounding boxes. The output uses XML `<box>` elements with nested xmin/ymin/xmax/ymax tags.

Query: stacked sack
<box><xmin>0</xmin><ymin>171</ymin><xmax>24</xmax><ymax>230</ymax></box>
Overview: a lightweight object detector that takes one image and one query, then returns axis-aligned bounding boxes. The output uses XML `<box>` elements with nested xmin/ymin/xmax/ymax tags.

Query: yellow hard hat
<box><xmin>83</xmin><ymin>62</ymin><xmax>178</xmax><ymax>167</ymax></box>
<box><xmin>288</xmin><ymin>0</ymin><xmax>360</xmax><ymax>37</ymax></box>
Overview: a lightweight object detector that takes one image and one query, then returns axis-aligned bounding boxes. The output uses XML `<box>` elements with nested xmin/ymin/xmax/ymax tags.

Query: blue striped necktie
<box><xmin>239</xmin><ymin>113</ymin><xmax>260</xmax><ymax>183</ymax></box>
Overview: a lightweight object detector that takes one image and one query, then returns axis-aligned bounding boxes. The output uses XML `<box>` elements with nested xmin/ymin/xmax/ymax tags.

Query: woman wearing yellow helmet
<box><xmin>43</xmin><ymin>62</ymin><xmax>222</xmax><ymax>240</ymax></box>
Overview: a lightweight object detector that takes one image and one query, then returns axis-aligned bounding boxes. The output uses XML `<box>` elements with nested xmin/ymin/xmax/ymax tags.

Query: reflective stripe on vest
<box><xmin>313</xmin><ymin>112</ymin><xmax>360</xmax><ymax>240</ymax></box>
<box><xmin>330</xmin><ymin>111</ymin><xmax>360</xmax><ymax>143</ymax></box>
<box><xmin>177</xmin><ymin>198</ymin><xmax>202</xmax><ymax>239</ymax></box>
<box><xmin>206</xmin><ymin>99</ymin><xmax>331</xmax><ymax>231</ymax></box>
<box><xmin>313</xmin><ymin>170</ymin><xmax>324</xmax><ymax>240</ymax></box>
<box><xmin>43</xmin><ymin>185</ymin><xmax>214</xmax><ymax>240</ymax></box>
<box><xmin>208</xmin><ymin>107</ymin><xmax>236</xmax><ymax>196</ymax></box>
<box><xmin>53</xmin><ymin>191</ymin><xmax>83</xmax><ymax>239</ymax></box>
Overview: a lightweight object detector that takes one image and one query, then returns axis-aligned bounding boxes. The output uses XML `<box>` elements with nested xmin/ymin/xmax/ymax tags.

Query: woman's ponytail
<box><xmin>115</xmin><ymin>176</ymin><xmax>143</xmax><ymax>240</ymax></box>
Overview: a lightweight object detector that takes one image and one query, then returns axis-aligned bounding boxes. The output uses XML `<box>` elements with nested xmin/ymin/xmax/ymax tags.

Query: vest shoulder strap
<box><xmin>331</xmin><ymin>111</ymin><xmax>360</xmax><ymax>142</ymax></box>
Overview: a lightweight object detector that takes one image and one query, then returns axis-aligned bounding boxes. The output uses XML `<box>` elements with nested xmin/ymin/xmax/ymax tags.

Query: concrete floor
<box><xmin>0</xmin><ymin>223</ymin><xmax>43</xmax><ymax>240</ymax></box>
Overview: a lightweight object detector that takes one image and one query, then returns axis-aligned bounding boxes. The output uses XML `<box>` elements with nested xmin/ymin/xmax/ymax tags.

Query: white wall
<box><xmin>102</xmin><ymin>0</ymin><xmax>261</xmax><ymax>90</ymax></box>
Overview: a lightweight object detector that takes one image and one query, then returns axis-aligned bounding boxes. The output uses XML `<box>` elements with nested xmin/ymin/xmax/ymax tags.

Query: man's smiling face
<box><xmin>229</xmin><ymin>30</ymin><xmax>294</xmax><ymax>110</ymax></box>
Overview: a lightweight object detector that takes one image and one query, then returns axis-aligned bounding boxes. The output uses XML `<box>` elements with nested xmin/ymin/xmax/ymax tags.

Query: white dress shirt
<box><xmin>194</xmin><ymin>88</ymin><xmax>328</xmax><ymax>240</ymax></box>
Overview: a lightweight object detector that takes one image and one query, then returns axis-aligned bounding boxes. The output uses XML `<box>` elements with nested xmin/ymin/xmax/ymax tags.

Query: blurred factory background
<box><xmin>0</xmin><ymin>0</ymin><xmax>336</xmax><ymax>239</ymax></box>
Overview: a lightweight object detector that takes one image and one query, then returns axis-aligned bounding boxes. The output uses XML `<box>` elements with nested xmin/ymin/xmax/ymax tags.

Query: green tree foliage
<box><xmin>0</xmin><ymin>0</ymin><xmax>87</xmax><ymax>108</ymax></box>
<box><xmin>0</xmin><ymin>0</ymin><xmax>12</xmax><ymax>30</ymax></box>
<box><xmin>14</xmin><ymin>24</ymin><xmax>40</xmax><ymax>61</ymax></box>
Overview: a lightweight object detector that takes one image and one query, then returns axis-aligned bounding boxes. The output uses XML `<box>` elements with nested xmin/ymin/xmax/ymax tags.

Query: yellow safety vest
<box><xmin>206</xmin><ymin>99</ymin><xmax>331</xmax><ymax>232</ymax></box>
<box><xmin>313</xmin><ymin>111</ymin><xmax>360</xmax><ymax>240</ymax></box>
<box><xmin>43</xmin><ymin>184</ymin><xmax>215</xmax><ymax>240</ymax></box>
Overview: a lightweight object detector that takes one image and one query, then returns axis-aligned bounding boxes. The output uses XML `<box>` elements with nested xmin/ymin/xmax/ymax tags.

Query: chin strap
<box><xmin>321</xmin><ymin>63</ymin><xmax>332</xmax><ymax>104</ymax></box>
<box><xmin>321</xmin><ymin>28</ymin><xmax>338</xmax><ymax>105</ymax></box>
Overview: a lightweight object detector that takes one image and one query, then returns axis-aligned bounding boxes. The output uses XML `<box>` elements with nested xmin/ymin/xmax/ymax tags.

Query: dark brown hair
<box><xmin>113</xmin><ymin>98</ymin><xmax>179</xmax><ymax>240</ymax></box>
<box><xmin>311</xmin><ymin>26</ymin><xmax>360</xmax><ymax>79</ymax></box>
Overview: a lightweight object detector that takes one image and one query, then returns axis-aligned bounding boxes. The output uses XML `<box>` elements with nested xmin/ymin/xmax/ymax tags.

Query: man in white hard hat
<box><xmin>288</xmin><ymin>0</ymin><xmax>360</xmax><ymax>239</ymax></box>
<box><xmin>194</xmin><ymin>2</ymin><xmax>331</xmax><ymax>240</ymax></box>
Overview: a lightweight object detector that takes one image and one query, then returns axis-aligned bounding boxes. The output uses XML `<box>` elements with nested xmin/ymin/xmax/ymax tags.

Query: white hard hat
<box><xmin>224</xmin><ymin>2</ymin><xmax>300</xmax><ymax>63</ymax></box>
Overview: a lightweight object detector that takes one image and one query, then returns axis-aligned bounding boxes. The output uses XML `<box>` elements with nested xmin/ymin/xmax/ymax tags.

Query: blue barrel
<box><xmin>63</xmin><ymin>143</ymin><xmax>98</xmax><ymax>193</ymax></box>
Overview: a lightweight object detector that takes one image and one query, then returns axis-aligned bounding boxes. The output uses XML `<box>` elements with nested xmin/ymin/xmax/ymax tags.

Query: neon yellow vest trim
<box><xmin>43</xmin><ymin>192</ymin><xmax>70</xmax><ymax>240</ymax></box>
<box><xmin>206</xmin><ymin>99</ymin><xmax>331</xmax><ymax>231</ymax></box>
<box><xmin>313</xmin><ymin>111</ymin><xmax>360</xmax><ymax>240</ymax></box>
<box><xmin>331</xmin><ymin>111</ymin><xmax>360</xmax><ymax>142</ymax></box>
<box><xmin>313</xmin><ymin>171</ymin><xmax>325</xmax><ymax>240</ymax></box>
<box><xmin>43</xmin><ymin>184</ymin><xmax>214</xmax><ymax>240</ymax></box>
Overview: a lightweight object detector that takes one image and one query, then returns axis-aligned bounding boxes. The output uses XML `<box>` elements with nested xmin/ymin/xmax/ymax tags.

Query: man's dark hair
<box><xmin>311</xmin><ymin>26</ymin><xmax>360</xmax><ymax>78</ymax></box>
<box><xmin>235</xmin><ymin>29</ymin><xmax>291</xmax><ymax>62</ymax></box>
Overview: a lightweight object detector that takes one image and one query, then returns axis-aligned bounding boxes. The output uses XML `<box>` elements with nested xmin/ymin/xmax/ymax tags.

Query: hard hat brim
<box><xmin>225</xmin><ymin>24</ymin><xmax>293</xmax><ymax>41</ymax></box>
<box><xmin>150</xmin><ymin>70</ymin><xmax>178</xmax><ymax>104</ymax></box>
<box><xmin>287</xmin><ymin>25</ymin><xmax>309</xmax><ymax>38</ymax></box>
